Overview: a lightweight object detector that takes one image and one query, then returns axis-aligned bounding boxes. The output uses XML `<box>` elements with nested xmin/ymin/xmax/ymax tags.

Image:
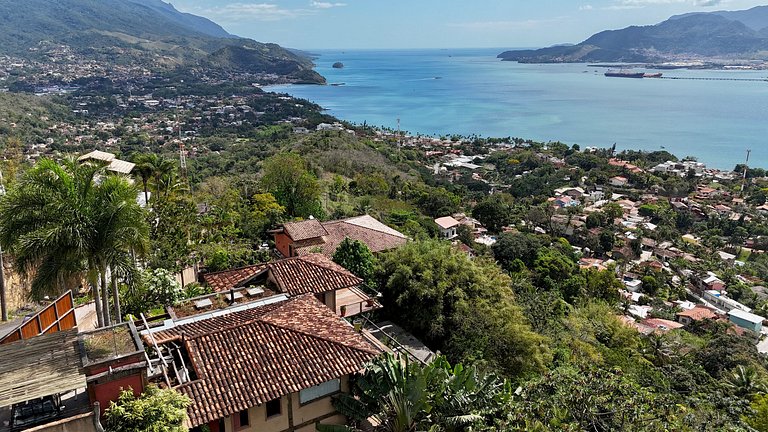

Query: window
<box><xmin>265</xmin><ymin>398</ymin><xmax>281</xmax><ymax>418</ymax></box>
<box><xmin>239</xmin><ymin>409</ymin><xmax>250</xmax><ymax>427</ymax></box>
<box><xmin>299</xmin><ymin>379</ymin><xmax>341</xmax><ymax>404</ymax></box>
<box><xmin>233</xmin><ymin>409</ymin><xmax>249</xmax><ymax>431</ymax></box>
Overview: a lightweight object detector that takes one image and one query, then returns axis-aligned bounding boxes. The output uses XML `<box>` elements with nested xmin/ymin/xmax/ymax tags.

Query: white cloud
<box><xmin>310</xmin><ymin>1</ymin><xmax>347</xmax><ymax>8</ymax></box>
<box><xmin>608</xmin><ymin>0</ymin><xmax>724</xmax><ymax>8</ymax></box>
<box><xmin>201</xmin><ymin>3</ymin><xmax>314</xmax><ymax>22</ymax></box>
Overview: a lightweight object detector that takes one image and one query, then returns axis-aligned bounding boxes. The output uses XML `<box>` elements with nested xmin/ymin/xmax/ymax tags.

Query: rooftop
<box><xmin>434</xmin><ymin>216</ymin><xmax>460</xmax><ymax>229</ymax></box>
<box><xmin>150</xmin><ymin>295</ymin><xmax>381</xmax><ymax>427</ymax></box>
<box><xmin>0</xmin><ymin>330</ymin><xmax>86</xmax><ymax>408</ymax></box>
<box><xmin>728</xmin><ymin>309</ymin><xmax>765</xmax><ymax>325</ymax></box>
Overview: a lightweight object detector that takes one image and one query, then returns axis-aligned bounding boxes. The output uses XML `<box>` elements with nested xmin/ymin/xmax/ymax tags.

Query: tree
<box><xmin>0</xmin><ymin>158</ymin><xmax>149</xmax><ymax>327</ymax></box>
<box><xmin>472</xmin><ymin>194</ymin><xmax>513</xmax><ymax>233</ymax></box>
<box><xmin>261</xmin><ymin>153</ymin><xmax>322</xmax><ymax>218</ymax></box>
<box><xmin>417</xmin><ymin>187</ymin><xmax>460</xmax><ymax>218</ymax></box>
<box><xmin>492</xmin><ymin>232</ymin><xmax>543</xmax><ymax>271</ymax></box>
<box><xmin>377</xmin><ymin>240</ymin><xmax>549</xmax><ymax>377</ymax></box>
<box><xmin>320</xmin><ymin>353</ymin><xmax>512</xmax><ymax>432</ymax></box>
<box><xmin>333</xmin><ymin>238</ymin><xmax>377</xmax><ymax>289</ymax></box>
<box><xmin>103</xmin><ymin>385</ymin><xmax>191</xmax><ymax>432</ymax></box>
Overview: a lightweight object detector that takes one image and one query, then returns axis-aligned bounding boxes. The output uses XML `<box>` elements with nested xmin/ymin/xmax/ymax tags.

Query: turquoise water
<box><xmin>269</xmin><ymin>48</ymin><xmax>768</xmax><ymax>170</ymax></box>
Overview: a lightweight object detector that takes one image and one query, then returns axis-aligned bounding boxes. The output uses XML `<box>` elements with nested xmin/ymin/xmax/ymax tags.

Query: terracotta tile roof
<box><xmin>165</xmin><ymin>295</ymin><xmax>381</xmax><ymax>427</ymax></box>
<box><xmin>294</xmin><ymin>216</ymin><xmax>408</xmax><ymax>256</ymax></box>
<box><xmin>283</xmin><ymin>219</ymin><xmax>329</xmax><ymax>241</ymax></box>
<box><xmin>268</xmin><ymin>254</ymin><xmax>363</xmax><ymax>295</ymax></box>
<box><xmin>201</xmin><ymin>264</ymin><xmax>268</xmax><ymax>292</ymax></box>
<box><xmin>677</xmin><ymin>305</ymin><xmax>718</xmax><ymax>321</ymax></box>
<box><xmin>201</xmin><ymin>255</ymin><xmax>362</xmax><ymax>295</ymax></box>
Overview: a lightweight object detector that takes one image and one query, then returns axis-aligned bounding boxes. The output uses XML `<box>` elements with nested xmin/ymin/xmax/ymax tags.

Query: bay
<box><xmin>269</xmin><ymin>48</ymin><xmax>768</xmax><ymax>170</ymax></box>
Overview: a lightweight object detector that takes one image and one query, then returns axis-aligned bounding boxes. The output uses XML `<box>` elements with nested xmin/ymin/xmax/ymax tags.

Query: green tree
<box><xmin>103</xmin><ymin>385</ymin><xmax>191</xmax><ymax>432</ymax></box>
<box><xmin>492</xmin><ymin>232</ymin><xmax>543</xmax><ymax>271</ymax></box>
<box><xmin>333</xmin><ymin>238</ymin><xmax>377</xmax><ymax>289</ymax></box>
<box><xmin>472</xmin><ymin>194</ymin><xmax>513</xmax><ymax>233</ymax></box>
<box><xmin>0</xmin><ymin>158</ymin><xmax>149</xmax><ymax>327</ymax></box>
<box><xmin>261</xmin><ymin>153</ymin><xmax>322</xmax><ymax>218</ymax></box>
<box><xmin>320</xmin><ymin>353</ymin><xmax>512</xmax><ymax>432</ymax></box>
<box><xmin>377</xmin><ymin>240</ymin><xmax>549</xmax><ymax>377</ymax></box>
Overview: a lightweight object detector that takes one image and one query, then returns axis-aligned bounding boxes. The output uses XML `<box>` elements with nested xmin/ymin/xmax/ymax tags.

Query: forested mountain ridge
<box><xmin>0</xmin><ymin>0</ymin><xmax>324</xmax><ymax>83</ymax></box>
<box><xmin>499</xmin><ymin>7</ymin><xmax>768</xmax><ymax>63</ymax></box>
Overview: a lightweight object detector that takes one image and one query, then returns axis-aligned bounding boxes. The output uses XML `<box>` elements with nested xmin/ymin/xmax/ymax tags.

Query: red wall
<box><xmin>90</xmin><ymin>374</ymin><xmax>145</xmax><ymax>415</ymax></box>
<box><xmin>274</xmin><ymin>233</ymin><xmax>294</xmax><ymax>257</ymax></box>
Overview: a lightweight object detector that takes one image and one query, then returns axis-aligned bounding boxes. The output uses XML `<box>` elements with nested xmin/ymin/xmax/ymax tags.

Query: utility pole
<box><xmin>0</xmin><ymin>167</ymin><xmax>6</xmax><ymax>321</ymax></box>
<box><xmin>741</xmin><ymin>149</ymin><xmax>751</xmax><ymax>195</ymax></box>
<box><xmin>397</xmin><ymin>118</ymin><xmax>401</xmax><ymax>149</ymax></box>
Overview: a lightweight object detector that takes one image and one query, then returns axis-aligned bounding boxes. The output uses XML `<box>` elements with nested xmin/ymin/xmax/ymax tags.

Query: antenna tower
<box><xmin>741</xmin><ymin>149</ymin><xmax>751</xmax><ymax>195</ymax></box>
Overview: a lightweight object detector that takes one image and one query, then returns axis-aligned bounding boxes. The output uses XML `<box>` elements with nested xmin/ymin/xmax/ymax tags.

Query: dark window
<box><xmin>239</xmin><ymin>409</ymin><xmax>250</xmax><ymax>427</ymax></box>
<box><xmin>266</xmin><ymin>398</ymin><xmax>281</xmax><ymax>418</ymax></box>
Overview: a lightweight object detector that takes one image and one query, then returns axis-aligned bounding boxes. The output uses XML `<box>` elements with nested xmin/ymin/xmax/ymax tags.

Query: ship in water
<box><xmin>604</xmin><ymin>70</ymin><xmax>646</xmax><ymax>78</ymax></box>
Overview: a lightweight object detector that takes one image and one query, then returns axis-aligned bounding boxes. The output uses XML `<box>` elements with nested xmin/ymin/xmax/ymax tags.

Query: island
<box><xmin>332</xmin><ymin>62</ymin><xmax>344</xmax><ymax>69</ymax></box>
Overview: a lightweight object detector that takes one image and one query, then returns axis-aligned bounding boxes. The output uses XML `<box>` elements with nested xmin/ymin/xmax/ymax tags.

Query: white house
<box><xmin>435</xmin><ymin>216</ymin><xmax>461</xmax><ymax>240</ymax></box>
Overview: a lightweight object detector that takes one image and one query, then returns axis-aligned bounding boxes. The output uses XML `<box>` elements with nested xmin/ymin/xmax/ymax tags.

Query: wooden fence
<box><xmin>0</xmin><ymin>291</ymin><xmax>76</xmax><ymax>345</ymax></box>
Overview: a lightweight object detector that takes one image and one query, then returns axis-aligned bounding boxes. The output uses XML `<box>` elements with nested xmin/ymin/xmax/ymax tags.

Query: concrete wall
<box><xmin>23</xmin><ymin>412</ymin><xmax>98</xmax><ymax>432</ymax></box>
<box><xmin>174</xmin><ymin>264</ymin><xmax>199</xmax><ymax>287</ymax></box>
<box><xmin>222</xmin><ymin>376</ymin><xmax>349</xmax><ymax>432</ymax></box>
<box><xmin>2</xmin><ymin>256</ymin><xmax>31</xmax><ymax>312</ymax></box>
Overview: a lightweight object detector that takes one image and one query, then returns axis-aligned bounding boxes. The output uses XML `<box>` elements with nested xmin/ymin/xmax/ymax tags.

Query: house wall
<box><xmin>88</xmin><ymin>373</ymin><xmax>144</xmax><ymax>415</ymax></box>
<box><xmin>729</xmin><ymin>316</ymin><xmax>762</xmax><ymax>334</ymax></box>
<box><xmin>274</xmin><ymin>233</ymin><xmax>294</xmax><ymax>258</ymax></box>
<box><xmin>23</xmin><ymin>412</ymin><xmax>98</xmax><ymax>432</ymax></box>
<box><xmin>222</xmin><ymin>376</ymin><xmax>349</xmax><ymax>432</ymax></box>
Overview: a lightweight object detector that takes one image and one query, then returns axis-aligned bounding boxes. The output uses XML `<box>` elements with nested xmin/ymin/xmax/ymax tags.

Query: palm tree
<box><xmin>726</xmin><ymin>365</ymin><xmax>767</xmax><ymax>398</ymax></box>
<box><xmin>0</xmin><ymin>157</ymin><xmax>149</xmax><ymax>327</ymax></box>
<box><xmin>319</xmin><ymin>353</ymin><xmax>510</xmax><ymax>432</ymax></box>
<box><xmin>132</xmin><ymin>154</ymin><xmax>178</xmax><ymax>203</ymax></box>
<box><xmin>132</xmin><ymin>153</ymin><xmax>155</xmax><ymax>206</ymax></box>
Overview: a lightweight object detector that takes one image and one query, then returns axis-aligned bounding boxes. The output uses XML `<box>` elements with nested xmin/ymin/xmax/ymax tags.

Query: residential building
<box><xmin>609</xmin><ymin>176</ymin><xmax>629</xmax><ymax>187</ymax></box>
<box><xmin>271</xmin><ymin>215</ymin><xmax>407</xmax><ymax>258</ymax></box>
<box><xmin>435</xmin><ymin>216</ymin><xmax>460</xmax><ymax>239</ymax></box>
<box><xmin>143</xmin><ymin>295</ymin><xmax>383</xmax><ymax>432</ymax></box>
<box><xmin>78</xmin><ymin>150</ymin><xmax>135</xmax><ymax>174</ymax></box>
<box><xmin>728</xmin><ymin>309</ymin><xmax>765</xmax><ymax>334</ymax></box>
<box><xmin>201</xmin><ymin>254</ymin><xmax>379</xmax><ymax>317</ymax></box>
<box><xmin>676</xmin><ymin>305</ymin><xmax>718</xmax><ymax>326</ymax></box>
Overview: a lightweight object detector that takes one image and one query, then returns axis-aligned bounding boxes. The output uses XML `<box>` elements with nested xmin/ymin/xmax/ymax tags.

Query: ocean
<box><xmin>268</xmin><ymin>48</ymin><xmax>768</xmax><ymax>170</ymax></box>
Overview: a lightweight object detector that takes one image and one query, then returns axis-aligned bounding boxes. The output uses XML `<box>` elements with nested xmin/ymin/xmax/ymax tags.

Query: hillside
<box><xmin>498</xmin><ymin>7</ymin><xmax>768</xmax><ymax>63</ymax></box>
<box><xmin>0</xmin><ymin>0</ymin><xmax>324</xmax><ymax>83</ymax></box>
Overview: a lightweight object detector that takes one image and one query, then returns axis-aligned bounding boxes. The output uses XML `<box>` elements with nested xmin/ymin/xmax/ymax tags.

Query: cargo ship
<box><xmin>604</xmin><ymin>70</ymin><xmax>645</xmax><ymax>78</ymax></box>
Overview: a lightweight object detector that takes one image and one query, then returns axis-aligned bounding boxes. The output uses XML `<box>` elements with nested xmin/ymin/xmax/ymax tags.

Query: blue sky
<box><xmin>171</xmin><ymin>0</ymin><xmax>768</xmax><ymax>49</ymax></box>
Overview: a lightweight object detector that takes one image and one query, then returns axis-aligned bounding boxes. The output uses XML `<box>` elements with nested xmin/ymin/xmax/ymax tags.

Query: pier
<box><xmin>652</xmin><ymin>76</ymin><xmax>768</xmax><ymax>82</ymax></box>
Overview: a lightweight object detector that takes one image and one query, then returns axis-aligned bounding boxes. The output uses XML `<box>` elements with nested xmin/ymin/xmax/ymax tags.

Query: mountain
<box><xmin>673</xmin><ymin>6</ymin><xmax>768</xmax><ymax>32</ymax></box>
<box><xmin>498</xmin><ymin>7</ymin><xmax>768</xmax><ymax>64</ymax></box>
<box><xmin>0</xmin><ymin>0</ymin><xmax>324</xmax><ymax>83</ymax></box>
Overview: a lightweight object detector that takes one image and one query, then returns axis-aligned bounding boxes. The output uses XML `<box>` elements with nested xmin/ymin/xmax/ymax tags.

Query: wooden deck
<box><xmin>335</xmin><ymin>287</ymin><xmax>380</xmax><ymax>317</ymax></box>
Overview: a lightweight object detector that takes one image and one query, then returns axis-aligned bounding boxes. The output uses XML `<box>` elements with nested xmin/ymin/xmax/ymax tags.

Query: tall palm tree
<box><xmin>132</xmin><ymin>153</ymin><xmax>155</xmax><ymax>206</ymax></box>
<box><xmin>132</xmin><ymin>154</ymin><xmax>178</xmax><ymax>203</ymax></box>
<box><xmin>0</xmin><ymin>157</ymin><xmax>149</xmax><ymax>327</ymax></box>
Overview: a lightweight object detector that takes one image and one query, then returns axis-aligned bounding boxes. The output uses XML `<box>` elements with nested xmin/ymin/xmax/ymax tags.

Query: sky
<box><xmin>171</xmin><ymin>0</ymin><xmax>768</xmax><ymax>49</ymax></box>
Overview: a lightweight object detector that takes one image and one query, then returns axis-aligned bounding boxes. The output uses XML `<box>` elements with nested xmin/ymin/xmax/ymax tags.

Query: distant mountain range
<box><xmin>498</xmin><ymin>6</ymin><xmax>768</xmax><ymax>64</ymax></box>
<box><xmin>0</xmin><ymin>0</ymin><xmax>324</xmax><ymax>83</ymax></box>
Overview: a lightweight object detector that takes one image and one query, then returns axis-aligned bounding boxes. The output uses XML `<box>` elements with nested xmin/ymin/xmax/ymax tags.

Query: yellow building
<box><xmin>145</xmin><ymin>295</ymin><xmax>382</xmax><ymax>432</ymax></box>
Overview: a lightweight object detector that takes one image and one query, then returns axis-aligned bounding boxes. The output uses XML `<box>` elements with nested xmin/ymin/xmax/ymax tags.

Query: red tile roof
<box><xmin>202</xmin><ymin>255</ymin><xmax>362</xmax><ymax>296</ymax></box>
<box><xmin>268</xmin><ymin>254</ymin><xmax>363</xmax><ymax>295</ymax></box>
<box><xmin>161</xmin><ymin>295</ymin><xmax>380</xmax><ymax>427</ymax></box>
<box><xmin>677</xmin><ymin>305</ymin><xmax>718</xmax><ymax>321</ymax></box>
<box><xmin>283</xmin><ymin>219</ymin><xmax>329</xmax><ymax>241</ymax></box>
<box><xmin>294</xmin><ymin>216</ymin><xmax>407</xmax><ymax>256</ymax></box>
<box><xmin>201</xmin><ymin>264</ymin><xmax>267</xmax><ymax>292</ymax></box>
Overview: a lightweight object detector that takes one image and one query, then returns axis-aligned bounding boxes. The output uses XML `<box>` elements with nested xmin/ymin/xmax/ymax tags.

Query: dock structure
<box><xmin>653</xmin><ymin>76</ymin><xmax>768</xmax><ymax>82</ymax></box>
